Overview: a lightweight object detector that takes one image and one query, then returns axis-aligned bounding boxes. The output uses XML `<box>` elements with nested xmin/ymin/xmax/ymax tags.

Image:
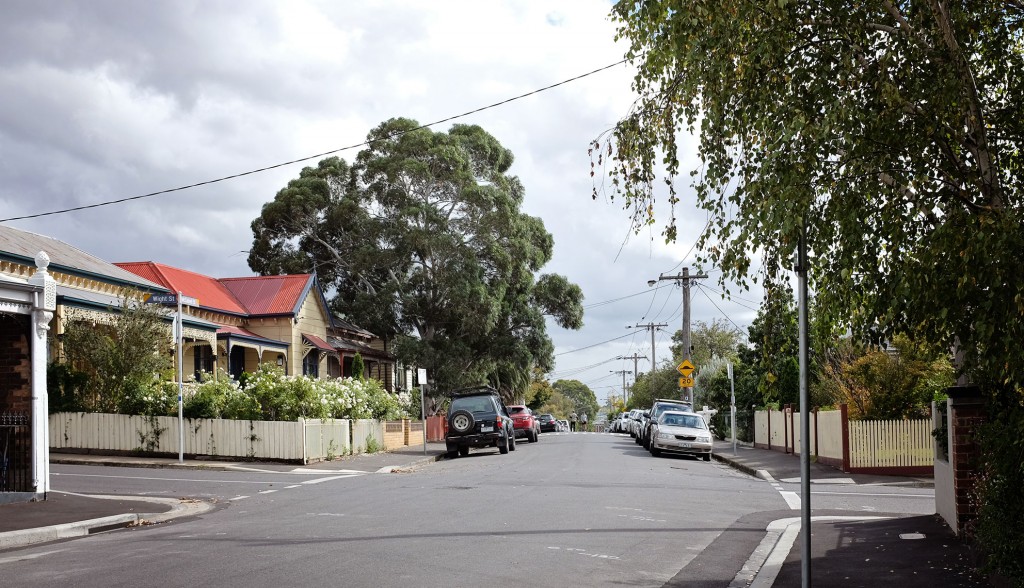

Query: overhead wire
<box><xmin>554</xmin><ymin>331</ymin><xmax>634</xmax><ymax>357</ymax></box>
<box><xmin>696</xmin><ymin>284</ymin><xmax>748</xmax><ymax>337</ymax></box>
<box><xmin>0</xmin><ymin>60</ymin><xmax>628</xmax><ymax>223</ymax></box>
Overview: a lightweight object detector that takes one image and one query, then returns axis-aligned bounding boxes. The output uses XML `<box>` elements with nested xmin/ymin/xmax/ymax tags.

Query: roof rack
<box><xmin>451</xmin><ymin>385</ymin><xmax>499</xmax><ymax>397</ymax></box>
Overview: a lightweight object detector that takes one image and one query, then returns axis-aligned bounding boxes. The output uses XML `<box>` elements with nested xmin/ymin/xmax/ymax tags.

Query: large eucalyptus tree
<box><xmin>250</xmin><ymin>118</ymin><xmax>583</xmax><ymax>401</ymax></box>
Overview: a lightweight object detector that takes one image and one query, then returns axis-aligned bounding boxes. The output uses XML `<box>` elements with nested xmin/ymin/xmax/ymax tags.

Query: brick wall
<box><xmin>0</xmin><ymin>314</ymin><xmax>31</xmax><ymax>413</ymax></box>
<box><xmin>949</xmin><ymin>393</ymin><xmax>986</xmax><ymax>536</ymax></box>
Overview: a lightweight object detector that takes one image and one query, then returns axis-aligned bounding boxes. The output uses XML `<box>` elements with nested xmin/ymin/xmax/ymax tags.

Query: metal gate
<box><xmin>1</xmin><ymin>412</ymin><xmax>31</xmax><ymax>492</ymax></box>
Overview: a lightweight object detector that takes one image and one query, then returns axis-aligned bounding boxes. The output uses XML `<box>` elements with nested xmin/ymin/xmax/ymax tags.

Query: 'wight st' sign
<box><xmin>146</xmin><ymin>293</ymin><xmax>199</xmax><ymax>307</ymax></box>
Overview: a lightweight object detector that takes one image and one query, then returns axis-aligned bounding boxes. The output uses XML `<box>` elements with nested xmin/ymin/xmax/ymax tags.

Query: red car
<box><xmin>507</xmin><ymin>405</ymin><xmax>540</xmax><ymax>443</ymax></box>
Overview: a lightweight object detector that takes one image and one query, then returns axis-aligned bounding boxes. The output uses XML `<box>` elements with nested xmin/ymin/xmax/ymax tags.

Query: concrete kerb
<box><xmin>0</xmin><ymin>493</ymin><xmax>215</xmax><ymax>551</ymax></box>
<box><xmin>712</xmin><ymin>451</ymin><xmax>765</xmax><ymax>479</ymax></box>
<box><xmin>375</xmin><ymin>452</ymin><xmax>448</xmax><ymax>473</ymax></box>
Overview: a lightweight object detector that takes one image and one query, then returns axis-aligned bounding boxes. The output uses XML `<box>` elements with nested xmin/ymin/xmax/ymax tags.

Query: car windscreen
<box><xmin>662</xmin><ymin>414</ymin><xmax>705</xmax><ymax>429</ymax></box>
<box><xmin>508</xmin><ymin>406</ymin><xmax>528</xmax><ymax>414</ymax></box>
<box><xmin>451</xmin><ymin>397</ymin><xmax>494</xmax><ymax>413</ymax></box>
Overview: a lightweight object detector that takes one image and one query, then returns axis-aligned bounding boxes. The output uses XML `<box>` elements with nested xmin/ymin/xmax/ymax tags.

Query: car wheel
<box><xmin>702</xmin><ymin>453</ymin><xmax>711</xmax><ymax>462</ymax></box>
<box><xmin>650</xmin><ymin>446</ymin><xmax>661</xmax><ymax>457</ymax></box>
<box><xmin>509</xmin><ymin>431</ymin><xmax>517</xmax><ymax>451</ymax></box>
<box><xmin>498</xmin><ymin>432</ymin><xmax>510</xmax><ymax>454</ymax></box>
<box><xmin>449</xmin><ymin>409</ymin><xmax>475</xmax><ymax>434</ymax></box>
<box><xmin>458</xmin><ymin>445</ymin><xmax>469</xmax><ymax>457</ymax></box>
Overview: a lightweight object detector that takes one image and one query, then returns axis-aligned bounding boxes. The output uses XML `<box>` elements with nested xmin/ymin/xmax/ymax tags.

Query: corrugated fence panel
<box><xmin>768</xmin><ymin>411</ymin><xmax>787</xmax><ymax>448</ymax></box>
<box><xmin>816</xmin><ymin>410</ymin><xmax>844</xmax><ymax>462</ymax></box>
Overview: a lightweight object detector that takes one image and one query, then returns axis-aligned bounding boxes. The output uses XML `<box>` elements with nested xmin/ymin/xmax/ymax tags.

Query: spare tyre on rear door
<box><xmin>444</xmin><ymin>386</ymin><xmax>515</xmax><ymax>458</ymax></box>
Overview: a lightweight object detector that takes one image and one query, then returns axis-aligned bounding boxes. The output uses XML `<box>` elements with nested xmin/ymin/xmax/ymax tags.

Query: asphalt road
<box><xmin>1</xmin><ymin>432</ymin><xmax>935</xmax><ymax>587</ymax></box>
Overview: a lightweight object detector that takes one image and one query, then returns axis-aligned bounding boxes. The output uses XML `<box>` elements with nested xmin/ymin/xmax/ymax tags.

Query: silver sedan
<box><xmin>648</xmin><ymin>411</ymin><xmax>713</xmax><ymax>461</ymax></box>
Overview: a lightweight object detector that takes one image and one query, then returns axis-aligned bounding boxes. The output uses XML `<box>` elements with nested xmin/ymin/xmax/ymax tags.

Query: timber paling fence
<box><xmin>753</xmin><ymin>404</ymin><xmax>934</xmax><ymax>475</ymax></box>
<box><xmin>49</xmin><ymin>412</ymin><xmax>427</xmax><ymax>464</ymax></box>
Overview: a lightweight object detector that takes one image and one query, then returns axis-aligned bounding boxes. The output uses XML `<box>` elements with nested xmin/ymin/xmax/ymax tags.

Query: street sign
<box><xmin>146</xmin><ymin>293</ymin><xmax>199</xmax><ymax>306</ymax></box>
<box><xmin>678</xmin><ymin>375</ymin><xmax>694</xmax><ymax>388</ymax></box>
<box><xmin>677</xmin><ymin>359</ymin><xmax>695</xmax><ymax>377</ymax></box>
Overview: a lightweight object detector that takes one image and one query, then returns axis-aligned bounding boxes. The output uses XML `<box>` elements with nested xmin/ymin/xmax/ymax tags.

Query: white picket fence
<box><xmin>49</xmin><ymin>412</ymin><xmax>367</xmax><ymax>463</ymax></box>
<box><xmin>848</xmin><ymin>418</ymin><xmax>934</xmax><ymax>469</ymax></box>
<box><xmin>754</xmin><ymin>405</ymin><xmax>934</xmax><ymax>474</ymax></box>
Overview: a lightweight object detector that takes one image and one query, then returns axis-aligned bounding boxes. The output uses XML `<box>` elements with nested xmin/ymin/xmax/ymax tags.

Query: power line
<box><xmin>700</xmin><ymin>282</ymin><xmax>762</xmax><ymax>309</ymax></box>
<box><xmin>555</xmin><ymin>331</ymin><xmax>634</xmax><ymax>357</ymax></box>
<box><xmin>583</xmin><ymin>283</ymin><xmax>672</xmax><ymax>310</ymax></box>
<box><xmin>696</xmin><ymin>284</ymin><xmax>748</xmax><ymax>337</ymax></box>
<box><xmin>0</xmin><ymin>60</ymin><xmax>628</xmax><ymax>223</ymax></box>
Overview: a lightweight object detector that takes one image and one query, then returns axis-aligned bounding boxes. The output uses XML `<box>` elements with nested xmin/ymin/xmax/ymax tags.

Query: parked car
<box><xmin>445</xmin><ymin>387</ymin><xmax>516</xmax><ymax>457</ymax></box>
<box><xmin>557</xmin><ymin>419</ymin><xmax>570</xmax><ymax>432</ymax></box>
<box><xmin>537</xmin><ymin>413</ymin><xmax>558</xmax><ymax>433</ymax></box>
<box><xmin>641</xmin><ymin>399</ymin><xmax>694</xmax><ymax>450</ymax></box>
<box><xmin>626</xmin><ymin>409</ymin><xmax>643</xmax><ymax>437</ymax></box>
<box><xmin>634</xmin><ymin>410</ymin><xmax>650</xmax><ymax>444</ymax></box>
<box><xmin>508</xmin><ymin>405</ymin><xmax>540</xmax><ymax>443</ymax></box>
<box><xmin>648</xmin><ymin>410</ymin><xmax>712</xmax><ymax>460</ymax></box>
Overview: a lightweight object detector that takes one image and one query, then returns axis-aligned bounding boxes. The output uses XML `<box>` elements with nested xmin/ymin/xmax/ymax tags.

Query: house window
<box><xmin>303</xmin><ymin>351</ymin><xmax>320</xmax><ymax>378</ymax></box>
<box><xmin>193</xmin><ymin>345</ymin><xmax>215</xmax><ymax>380</ymax></box>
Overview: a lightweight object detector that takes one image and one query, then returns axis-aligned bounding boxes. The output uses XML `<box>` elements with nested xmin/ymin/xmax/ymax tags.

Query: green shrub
<box><xmin>47</xmin><ymin>363</ymin><xmax>90</xmax><ymax>413</ymax></box>
<box><xmin>974</xmin><ymin>403</ymin><xmax>1024</xmax><ymax>580</ymax></box>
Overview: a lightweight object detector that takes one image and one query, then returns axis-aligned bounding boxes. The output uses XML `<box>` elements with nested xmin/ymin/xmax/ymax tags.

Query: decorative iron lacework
<box><xmin>0</xmin><ymin>412</ymin><xmax>30</xmax><ymax>426</ymax></box>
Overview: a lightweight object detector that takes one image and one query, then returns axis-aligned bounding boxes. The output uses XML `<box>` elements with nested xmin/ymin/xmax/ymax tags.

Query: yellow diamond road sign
<box><xmin>677</xmin><ymin>359</ymin><xmax>695</xmax><ymax>377</ymax></box>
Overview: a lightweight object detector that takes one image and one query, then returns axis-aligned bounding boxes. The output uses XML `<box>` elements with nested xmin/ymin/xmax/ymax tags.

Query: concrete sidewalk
<box><xmin>0</xmin><ymin>443</ymin><xmax>449</xmax><ymax>551</ymax></box>
<box><xmin>711</xmin><ymin>440</ymin><xmax>984</xmax><ymax>587</ymax></box>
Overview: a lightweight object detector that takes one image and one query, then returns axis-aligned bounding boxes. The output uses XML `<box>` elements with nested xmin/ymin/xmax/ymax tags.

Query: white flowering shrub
<box><xmin>234</xmin><ymin>365</ymin><xmax>409</xmax><ymax>421</ymax></box>
<box><xmin>183</xmin><ymin>370</ymin><xmax>261</xmax><ymax>420</ymax></box>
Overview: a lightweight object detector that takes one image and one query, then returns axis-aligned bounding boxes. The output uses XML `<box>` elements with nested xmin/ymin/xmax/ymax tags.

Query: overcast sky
<box><xmin>0</xmin><ymin>1</ymin><xmax>763</xmax><ymax>403</ymax></box>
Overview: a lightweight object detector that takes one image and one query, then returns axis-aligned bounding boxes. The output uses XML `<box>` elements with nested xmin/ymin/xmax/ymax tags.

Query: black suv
<box><xmin>445</xmin><ymin>387</ymin><xmax>516</xmax><ymax>457</ymax></box>
<box><xmin>640</xmin><ymin>399</ymin><xmax>694</xmax><ymax>450</ymax></box>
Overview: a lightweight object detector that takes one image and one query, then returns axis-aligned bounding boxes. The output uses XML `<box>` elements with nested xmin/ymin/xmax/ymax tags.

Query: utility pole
<box><xmin>610</xmin><ymin>370</ymin><xmax>630</xmax><ymax>405</ymax></box>
<box><xmin>649</xmin><ymin>268</ymin><xmax>707</xmax><ymax>405</ymax></box>
<box><xmin>618</xmin><ymin>353</ymin><xmax>647</xmax><ymax>383</ymax></box>
<box><xmin>630</xmin><ymin>323</ymin><xmax>666</xmax><ymax>371</ymax></box>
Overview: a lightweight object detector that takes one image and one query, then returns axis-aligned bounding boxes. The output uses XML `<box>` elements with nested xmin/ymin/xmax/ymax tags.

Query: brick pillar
<box><xmin>948</xmin><ymin>387</ymin><xmax>985</xmax><ymax>536</ymax></box>
<box><xmin>0</xmin><ymin>314</ymin><xmax>32</xmax><ymax>413</ymax></box>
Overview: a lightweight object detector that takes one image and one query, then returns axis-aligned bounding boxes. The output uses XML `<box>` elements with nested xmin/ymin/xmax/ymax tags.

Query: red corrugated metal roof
<box><xmin>220</xmin><ymin>274</ymin><xmax>312</xmax><ymax>315</ymax></box>
<box><xmin>115</xmin><ymin>262</ymin><xmax>248</xmax><ymax>315</ymax></box>
<box><xmin>216</xmin><ymin>325</ymin><xmax>289</xmax><ymax>347</ymax></box>
<box><xmin>303</xmin><ymin>333</ymin><xmax>336</xmax><ymax>353</ymax></box>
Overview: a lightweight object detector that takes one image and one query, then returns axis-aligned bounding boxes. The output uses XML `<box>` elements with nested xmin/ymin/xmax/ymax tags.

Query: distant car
<box><xmin>634</xmin><ymin>410</ymin><xmax>650</xmax><ymax>444</ymax></box>
<box><xmin>508</xmin><ymin>405</ymin><xmax>540</xmax><ymax>443</ymax></box>
<box><xmin>648</xmin><ymin>410</ymin><xmax>712</xmax><ymax>460</ymax></box>
<box><xmin>557</xmin><ymin>419</ymin><xmax>570</xmax><ymax>432</ymax></box>
<box><xmin>538</xmin><ymin>413</ymin><xmax>558</xmax><ymax>433</ymax></box>
<box><xmin>626</xmin><ymin>409</ymin><xmax>643</xmax><ymax>437</ymax></box>
<box><xmin>641</xmin><ymin>399</ymin><xmax>694</xmax><ymax>450</ymax></box>
<box><xmin>445</xmin><ymin>387</ymin><xmax>516</xmax><ymax>457</ymax></box>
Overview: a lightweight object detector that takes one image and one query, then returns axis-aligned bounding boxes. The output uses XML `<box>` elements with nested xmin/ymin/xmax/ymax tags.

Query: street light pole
<box><xmin>649</xmin><ymin>268</ymin><xmax>706</xmax><ymax>405</ymax></box>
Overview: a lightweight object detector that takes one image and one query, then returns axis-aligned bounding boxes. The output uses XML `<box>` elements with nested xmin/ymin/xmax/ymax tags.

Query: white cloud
<box><xmin>0</xmin><ymin>0</ymin><xmax>763</xmax><ymax>403</ymax></box>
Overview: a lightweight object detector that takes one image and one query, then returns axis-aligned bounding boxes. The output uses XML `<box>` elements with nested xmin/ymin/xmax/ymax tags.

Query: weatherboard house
<box><xmin>114</xmin><ymin>262</ymin><xmax>398</xmax><ymax>389</ymax></box>
<box><xmin>0</xmin><ymin>224</ymin><xmax>176</xmax><ymax>500</ymax></box>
